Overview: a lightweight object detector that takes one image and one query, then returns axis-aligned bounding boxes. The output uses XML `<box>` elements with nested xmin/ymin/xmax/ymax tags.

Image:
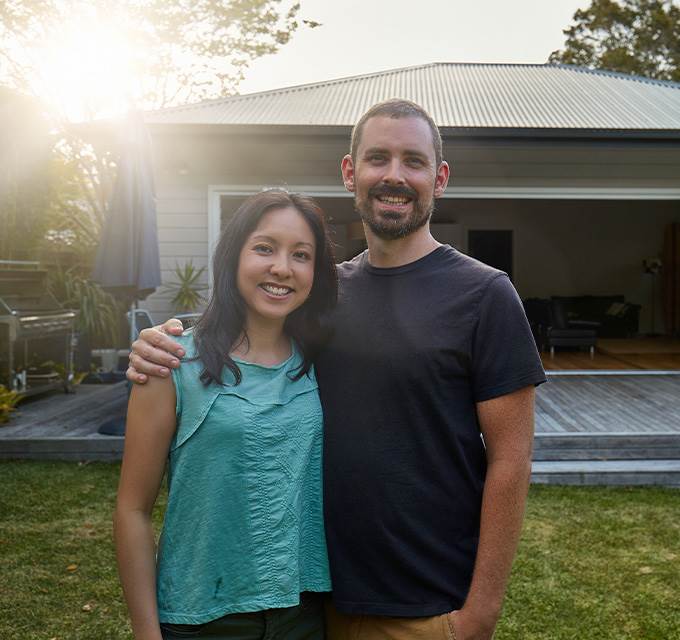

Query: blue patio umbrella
<box><xmin>92</xmin><ymin>111</ymin><xmax>161</xmax><ymax>342</ymax></box>
<box><xmin>92</xmin><ymin>112</ymin><xmax>161</xmax><ymax>435</ymax></box>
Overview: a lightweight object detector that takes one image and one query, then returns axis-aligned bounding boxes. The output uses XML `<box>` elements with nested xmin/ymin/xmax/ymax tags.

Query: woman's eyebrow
<box><xmin>250</xmin><ymin>235</ymin><xmax>314</xmax><ymax>249</ymax></box>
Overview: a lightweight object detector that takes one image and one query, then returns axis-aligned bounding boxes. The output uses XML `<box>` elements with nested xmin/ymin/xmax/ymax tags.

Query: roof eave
<box><xmin>440</xmin><ymin>126</ymin><xmax>680</xmax><ymax>141</ymax></box>
<box><xmin>144</xmin><ymin>122</ymin><xmax>352</xmax><ymax>137</ymax></box>
<box><xmin>144</xmin><ymin>122</ymin><xmax>680</xmax><ymax>142</ymax></box>
<box><xmin>77</xmin><ymin>120</ymin><xmax>680</xmax><ymax>144</ymax></box>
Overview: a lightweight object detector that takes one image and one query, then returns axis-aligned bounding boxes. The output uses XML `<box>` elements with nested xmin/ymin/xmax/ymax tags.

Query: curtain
<box><xmin>663</xmin><ymin>222</ymin><xmax>680</xmax><ymax>337</ymax></box>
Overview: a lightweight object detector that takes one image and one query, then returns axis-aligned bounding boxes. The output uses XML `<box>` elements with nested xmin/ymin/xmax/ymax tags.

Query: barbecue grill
<box><xmin>0</xmin><ymin>261</ymin><xmax>77</xmax><ymax>397</ymax></box>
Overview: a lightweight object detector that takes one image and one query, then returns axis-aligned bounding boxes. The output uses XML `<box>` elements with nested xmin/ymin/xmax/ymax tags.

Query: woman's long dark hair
<box><xmin>193</xmin><ymin>189</ymin><xmax>337</xmax><ymax>386</ymax></box>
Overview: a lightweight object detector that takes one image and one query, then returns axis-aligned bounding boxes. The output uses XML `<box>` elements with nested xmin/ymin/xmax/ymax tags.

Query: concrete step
<box><xmin>531</xmin><ymin>459</ymin><xmax>680</xmax><ymax>487</ymax></box>
<box><xmin>533</xmin><ymin>432</ymin><xmax>680</xmax><ymax>461</ymax></box>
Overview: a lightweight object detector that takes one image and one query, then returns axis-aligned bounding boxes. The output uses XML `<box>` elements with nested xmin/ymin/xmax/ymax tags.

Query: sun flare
<box><xmin>30</xmin><ymin>10</ymin><xmax>140</xmax><ymax>122</ymax></box>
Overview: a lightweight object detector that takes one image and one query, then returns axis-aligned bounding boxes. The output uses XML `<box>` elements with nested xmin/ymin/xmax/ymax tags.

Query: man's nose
<box><xmin>382</xmin><ymin>159</ymin><xmax>406</xmax><ymax>184</ymax></box>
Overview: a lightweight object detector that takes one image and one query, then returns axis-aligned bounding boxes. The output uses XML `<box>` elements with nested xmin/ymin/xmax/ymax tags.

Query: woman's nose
<box><xmin>269</xmin><ymin>254</ymin><xmax>292</xmax><ymax>277</ymax></box>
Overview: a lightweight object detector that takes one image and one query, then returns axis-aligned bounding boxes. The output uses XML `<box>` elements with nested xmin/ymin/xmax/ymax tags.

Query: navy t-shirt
<box><xmin>316</xmin><ymin>245</ymin><xmax>546</xmax><ymax>617</ymax></box>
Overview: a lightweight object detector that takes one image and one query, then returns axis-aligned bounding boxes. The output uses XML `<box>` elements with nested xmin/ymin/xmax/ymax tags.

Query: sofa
<box><xmin>550</xmin><ymin>295</ymin><xmax>641</xmax><ymax>339</ymax></box>
<box><xmin>523</xmin><ymin>295</ymin><xmax>641</xmax><ymax>353</ymax></box>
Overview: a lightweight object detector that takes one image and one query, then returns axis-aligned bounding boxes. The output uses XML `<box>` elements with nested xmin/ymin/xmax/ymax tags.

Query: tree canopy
<box><xmin>0</xmin><ymin>0</ymin><xmax>316</xmax><ymax>114</ymax></box>
<box><xmin>0</xmin><ymin>0</ymin><xmax>317</xmax><ymax>263</ymax></box>
<box><xmin>549</xmin><ymin>0</ymin><xmax>680</xmax><ymax>82</ymax></box>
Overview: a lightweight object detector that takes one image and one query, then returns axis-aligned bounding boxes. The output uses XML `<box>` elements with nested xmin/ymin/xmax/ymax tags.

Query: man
<box><xmin>128</xmin><ymin>99</ymin><xmax>546</xmax><ymax>639</ymax></box>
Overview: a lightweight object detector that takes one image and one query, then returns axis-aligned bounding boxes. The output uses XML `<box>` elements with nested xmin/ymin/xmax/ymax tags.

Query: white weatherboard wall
<box><xmin>145</xmin><ymin>184</ymin><xmax>208</xmax><ymax>322</ymax></box>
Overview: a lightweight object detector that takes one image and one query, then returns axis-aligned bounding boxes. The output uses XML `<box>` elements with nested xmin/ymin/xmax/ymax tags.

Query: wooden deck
<box><xmin>0</xmin><ymin>382</ymin><xmax>126</xmax><ymax>460</ymax></box>
<box><xmin>1</xmin><ymin>374</ymin><xmax>679</xmax><ymax>486</ymax></box>
<box><xmin>535</xmin><ymin>375</ymin><xmax>680</xmax><ymax>434</ymax></box>
<box><xmin>2</xmin><ymin>375</ymin><xmax>679</xmax><ymax>440</ymax></box>
<box><xmin>533</xmin><ymin>373</ymin><xmax>680</xmax><ymax>486</ymax></box>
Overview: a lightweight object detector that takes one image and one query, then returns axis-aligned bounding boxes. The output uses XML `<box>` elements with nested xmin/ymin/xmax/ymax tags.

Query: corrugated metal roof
<box><xmin>145</xmin><ymin>62</ymin><xmax>680</xmax><ymax>131</ymax></box>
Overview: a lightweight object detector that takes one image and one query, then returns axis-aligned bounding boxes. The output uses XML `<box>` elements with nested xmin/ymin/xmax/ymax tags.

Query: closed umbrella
<box><xmin>93</xmin><ymin>112</ymin><xmax>161</xmax><ymax>328</ymax></box>
<box><xmin>92</xmin><ymin>112</ymin><xmax>161</xmax><ymax>434</ymax></box>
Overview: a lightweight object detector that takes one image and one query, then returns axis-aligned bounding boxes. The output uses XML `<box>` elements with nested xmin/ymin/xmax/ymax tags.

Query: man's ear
<box><xmin>434</xmin><ymin>160</ymin><xmax>450</xmax><ymax>198</ymax></box>
<box><xmin>341</xmin><ymin>154</ymin><xmax>355</xmax><ymax>192</ymax></box>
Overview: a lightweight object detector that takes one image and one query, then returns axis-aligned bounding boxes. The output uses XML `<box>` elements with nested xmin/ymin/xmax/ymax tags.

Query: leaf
<box><xmin>162</xmin><ymin>260</ymin><xmax>208</xmax><ymax>312</ymax></box>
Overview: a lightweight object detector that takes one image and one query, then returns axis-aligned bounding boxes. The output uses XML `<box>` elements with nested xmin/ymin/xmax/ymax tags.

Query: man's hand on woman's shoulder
<box><xmin>126</xmin><ymin>319</ymin><xmax>186</xmax><ymax>384</ymax></box>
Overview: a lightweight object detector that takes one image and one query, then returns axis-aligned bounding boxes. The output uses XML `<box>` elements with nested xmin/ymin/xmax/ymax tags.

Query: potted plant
<box><xmin>163</xmin><ymin>260</ymin><xmax>207</xmax><ymax>313</ymax></box>
<box><xmin>48</xmin><ymin>267</ymin><xmax>123</xmax><ymax>370</ymax></box>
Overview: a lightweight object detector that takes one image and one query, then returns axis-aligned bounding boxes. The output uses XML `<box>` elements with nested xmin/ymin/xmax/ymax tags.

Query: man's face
<box><xmin>341</xmin><ymin>116</ymin><xmax>449</xmax><ymax>240</ymax></box>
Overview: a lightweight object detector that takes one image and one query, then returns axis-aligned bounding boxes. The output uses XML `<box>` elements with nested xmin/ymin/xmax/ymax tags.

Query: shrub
<box><xmin>0</xmin><ymin>384</ymin><xmax>21</xmax><ymax>424</ymax></box>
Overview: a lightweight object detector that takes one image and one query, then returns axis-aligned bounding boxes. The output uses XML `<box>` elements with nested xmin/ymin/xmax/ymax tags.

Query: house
<box><xmin>140</xmin><ymin>62</ymin><xmax>680</xmax><ymax>334</ymax></box>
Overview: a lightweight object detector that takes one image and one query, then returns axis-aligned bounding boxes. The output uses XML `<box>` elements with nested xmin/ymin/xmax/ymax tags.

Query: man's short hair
<box><xmin>350</xmin><ymin>99</ymin><xmax>443</xmax><ymax>167</ymax></box>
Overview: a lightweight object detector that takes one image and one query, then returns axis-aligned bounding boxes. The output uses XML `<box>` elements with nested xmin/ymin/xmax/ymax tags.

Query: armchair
<box><xmin>546</xmin><ymin>298</ymin><xmax>598</xmax><ymax>357</ymax></box>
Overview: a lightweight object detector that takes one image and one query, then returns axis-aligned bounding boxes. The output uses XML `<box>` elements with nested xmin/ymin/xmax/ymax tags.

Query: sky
<box><xmin>239</xmin><ymin>0</ymin><xmax>591</xmax><ymax>94</ymax></box>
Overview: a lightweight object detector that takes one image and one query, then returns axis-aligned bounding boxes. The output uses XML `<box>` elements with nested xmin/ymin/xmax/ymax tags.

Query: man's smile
<box><xmin>369</xmin><ymin>186</ymin><xmax>418</xmax><ymax>215</ymax></box>
<box><xmin>376</xmin><ymin>195</ymin><xmax>410</xmax><ymax>205</ymax></box>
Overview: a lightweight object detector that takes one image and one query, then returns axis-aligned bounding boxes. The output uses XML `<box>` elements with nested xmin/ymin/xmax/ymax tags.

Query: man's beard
<box><xmin>355</xmin><ymin>185</ymin><xmax>435</xmax><ymax>240</ymax></box>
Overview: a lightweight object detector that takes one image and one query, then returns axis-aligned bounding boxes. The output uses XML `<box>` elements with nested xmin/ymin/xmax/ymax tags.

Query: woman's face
<box><xmin>236</xmin><ymin>206</ymin><xmax>316</xmax><ymax>329</ymax></box>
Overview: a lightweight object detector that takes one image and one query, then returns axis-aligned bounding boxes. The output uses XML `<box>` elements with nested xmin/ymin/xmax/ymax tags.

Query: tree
<box><xmin>0</xmin><ymin>0</ymin><xmax>317</xmax><ymax>111</ymax></box>
<box><xmin>0</xmin><ymin>88</ymin><xmax>53</xmax><ymax>260</ymax></box>
<box><xmin>549</xmin><ymin>0</ymin><xmax>680</xmax><ymax>82</ymax></box>
<box><xmin>0</xmin><ymin>85</ymin><xmax>113</xmax><ymax>261</ymax></box>
<box><xmin>0</xmin><ymin>1</ymin><xmax>318</xmax><ymax>263</ymax></box>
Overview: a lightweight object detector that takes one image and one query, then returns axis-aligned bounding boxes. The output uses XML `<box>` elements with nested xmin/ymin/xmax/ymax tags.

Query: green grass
<box><xmin>0</xmin><ymin>461</ymin><xmax>165</xmax><ymax>640</ymax></box>
<box><xmin>0</xmin><ymin>462</ymin><xmax>678</xmax><ymax>640</ymax></box>
<box><xmin>499</xmin><ymin>485</ymin><xmax>680</xmax><ymax>640</ymax></box>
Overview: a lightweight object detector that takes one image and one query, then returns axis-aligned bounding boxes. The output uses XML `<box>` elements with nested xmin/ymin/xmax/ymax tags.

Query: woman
<box><xmin>114</xmin><ymin>190</ymin><xmax>337</xmax><ymax>640</ymax></box>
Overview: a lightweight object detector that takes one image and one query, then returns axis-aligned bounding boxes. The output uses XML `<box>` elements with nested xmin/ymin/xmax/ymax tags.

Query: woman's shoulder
<box><xmin>172</xmin><ymin>330</ymin><xmax>205</xmax><ymax>388</ymax></box>
<box><xmin>175</xmin><ymin>329</ymin><xmax>198</xmax><ymax>358</ymax></box>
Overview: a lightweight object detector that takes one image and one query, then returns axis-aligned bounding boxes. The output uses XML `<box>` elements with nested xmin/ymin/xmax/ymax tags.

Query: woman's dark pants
<box><xmin>159</xmin><ymin>592</ymin><xmax>325</xmax><ymax>640</ymax></box>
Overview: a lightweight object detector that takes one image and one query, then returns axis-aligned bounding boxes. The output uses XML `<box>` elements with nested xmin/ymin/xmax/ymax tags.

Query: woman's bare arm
<box><xmin>114</xmin><ymin>375</ymin><xmax>176</xmax><ymax>640</ymax></box>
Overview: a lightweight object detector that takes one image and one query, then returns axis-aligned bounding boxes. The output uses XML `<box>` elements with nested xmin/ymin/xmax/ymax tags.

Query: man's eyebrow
<box><xmin>403</xmin><ymin>148</ymin><xmax>430</xmax><ymax>159</ymax></box>
<box><xmin>362</xmin><ymin>146</ymin><xmax>430</xmax><ymax>160</ymax></box>
<box><xmin>362</xmin><ymin>146</ymin><xmax>388</xmax><ymax>156</ymax></box>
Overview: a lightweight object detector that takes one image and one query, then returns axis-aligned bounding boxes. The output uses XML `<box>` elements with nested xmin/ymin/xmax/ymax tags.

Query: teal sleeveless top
<box><xmin>156</xmin><ymin>332</ymin><xmax>331</xmax><ymax>624</ymax></box>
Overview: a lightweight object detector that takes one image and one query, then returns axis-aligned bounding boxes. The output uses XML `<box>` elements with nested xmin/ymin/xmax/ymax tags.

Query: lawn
<box><xmin>0</xmin><ymin>461</ymin><xmax>678</xmax><ymax>640</ymax></box>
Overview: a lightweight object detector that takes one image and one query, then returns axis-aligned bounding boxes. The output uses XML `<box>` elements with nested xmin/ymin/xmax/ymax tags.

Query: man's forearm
<box><xmin>461</xmin><ymin>456</ymin><xmax>532</xmax><ymax>626</ymax></box>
